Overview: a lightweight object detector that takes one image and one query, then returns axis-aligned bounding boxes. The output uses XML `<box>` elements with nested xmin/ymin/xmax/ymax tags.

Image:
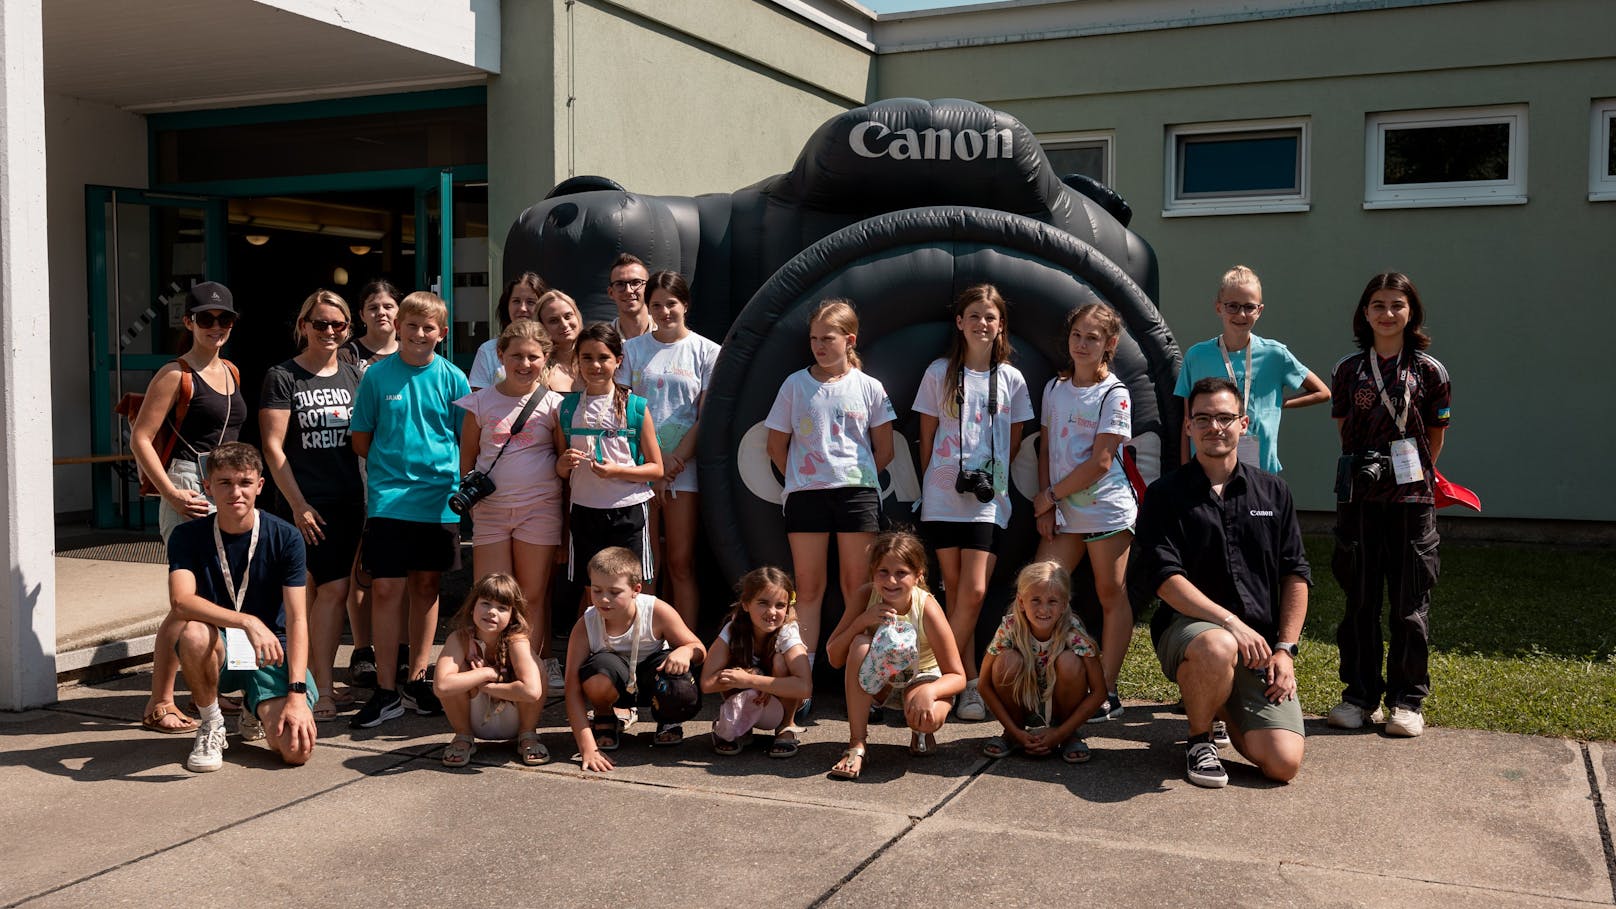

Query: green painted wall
<box><xmin>488</xmin><ymin>0</ymin><xmax>872</xmax><ymax>278</ymax></box>
<box><xmin>876</xmin><ymin>0</ymin><xmax>1616</xmax><ymax>521</ymax></box>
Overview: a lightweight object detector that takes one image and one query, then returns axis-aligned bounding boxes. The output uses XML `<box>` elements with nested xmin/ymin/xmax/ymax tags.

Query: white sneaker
<box><xmin>186</xmin><ymin>721</ymin><xmax>229</xmax><ymax>773</ymax></box>
<box><xmin>544</xmin><ymin>657</ymin><xmax>565</xmax><ymax>694</ymax></box>
<box><xmin>955</xmin><ymin>681</ymin><xmax>986</xmax><ymax>722</ymax></box>
<box><xmin>238</xmin><ymin>708</ymin><xmax>265</xmax><ymax>743</ymax></box>
<box><xmin>1385</xmin><ymin>707</ymin><xmax>1425</xmax><ymax>737</ymax></box>
<box><xmin>1326</xmin><ymin>701</ymin><xmax>1385</xmax><ymax>730</ymax></box>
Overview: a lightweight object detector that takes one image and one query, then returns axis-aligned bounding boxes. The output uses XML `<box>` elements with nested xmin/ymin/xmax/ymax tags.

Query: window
<box><xmin>1591</xmin><ymin>99</ymin><xmax>1616</xmax><ymax>202</ymax></box>
<box><xmin>1164</xmin><ymin>119</ymin><xmax>1309</xmax><ymax>217</ymax></box>
<box><xmin>1039</xmin><ymin>132</ymin><xmax>1113</xmax><ymax>187</ymax></box>
<box><xmin>1365</xmin><ymin>105</ymin><xmax>1527</xmax><ymax>209</ymax></box>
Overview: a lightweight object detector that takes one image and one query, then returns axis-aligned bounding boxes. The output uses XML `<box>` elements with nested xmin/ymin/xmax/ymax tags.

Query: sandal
<box><xmin>652</xmin><ymin>723</ymin><xmax>685</xmax><ymax>747</ymax></box>
<box><xmin>141</xmin><ymin>702</ymin><xmax>198</xmax><ymax>735</ymax></box>
<box><xmin>828</xmin><ymin>746</ymin><xmax>866</xmax><ymax>780</ymax></box>
<box><xmin>591</xmin><ymin>717</ymin><xmax>621</xmax><ymax>752</ymax></box>
<box><xmin>312</xmin><ymin>695</ymin><xmax>340</xmax><ymax>722</ymax></box>
<box><xmin>516</xmin><ymin>732</ymin><xmax>551</xmax><ymax>766</ymax></box>
<box><xmin>441</xmin><ymin>735</ymin><xmax>476</xmax><ymax>768</ymax></box>
<box><xmin>909</xmin><ymin>731</ymin><xmax>937</xmax><ymax>756</ymax></box>
<box><xmin>713</xmin><ymin>731</ymin><xmax>753</xmax><ymax>756</ymax></box>
<box><xmin>330</xmin><ymin>686</ymin><xmax>357</xmax><ymax>709</ymax></box>
<box><xmin>982</xmin><ymin>735</ymin><xmax>1017</xmax><ymax>759</ymax></box>
<box><xmin>767</xmin><ymin>730</ymin><xmax>800</xmax><ymax>759</ymax></box>
<box><xmin>217</xmin><ymin>695</ymin><xmax>243</xmax><ymax>716</ymax></box>
<box><xmin>1061</xmin><ymin>735</ymin><xmax>1092</xmax><ymax>764</ymax></box>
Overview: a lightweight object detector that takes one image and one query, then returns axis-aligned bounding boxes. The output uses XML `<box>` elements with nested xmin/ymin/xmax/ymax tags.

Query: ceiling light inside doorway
<box><xmin>245</xmin><ymin>234</ymin><xmax>269</xmax><ymax>246</ymax></box>
<box><xmin>332</xmin><ymin>267</ymin><xmax>349</xmax><ymax>286</ymax></box>
<box><xmin>349</xmin><ymin>245</ymin><xmax>372</xmax><ymax>256</ymax></box>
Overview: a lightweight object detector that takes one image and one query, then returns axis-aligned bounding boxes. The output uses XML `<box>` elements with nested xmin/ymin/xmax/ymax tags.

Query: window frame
<box><xmin>1364</xmin><ymin>104</ymin><xmax>1528</xmax><ymax>210</ymax></box>
<box><xmin>1038</xmin><ymin>131</ymin><xmax>1114</xmax><ymax>189</ymax></box>
<box><xmin>1162</xmin><ymin>117</ymin><xmax>1310</xmax><ymax>218</ymax></box>
<box><xmin>1590</xmin><ymin>99</ymin><xmax>1616</xmax><ymax>202</ymax></box>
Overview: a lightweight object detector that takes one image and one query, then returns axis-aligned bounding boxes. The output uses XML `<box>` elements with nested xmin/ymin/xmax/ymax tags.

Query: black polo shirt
<box><xmin>1129</xmin><ymin>458</ymin><xmax>1311</xmax><ymax>646</ymax></box>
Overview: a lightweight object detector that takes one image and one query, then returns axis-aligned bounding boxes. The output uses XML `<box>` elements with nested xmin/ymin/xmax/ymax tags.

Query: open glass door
<box><xmin>413</xmin><ymin>167</ymin><xmax>490</xmax><ymax>373</ymax></box>
<box><xmin>84</xmin><ymin>186</ymin><xmax>226</xmax><ymax>528</ymax></box>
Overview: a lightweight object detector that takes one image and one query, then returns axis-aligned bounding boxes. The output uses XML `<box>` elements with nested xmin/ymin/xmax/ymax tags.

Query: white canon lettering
<box><xmin>919</xmin><ymin>128</ymin><xmax>951</xmax><ymax>161</ymax></box>
<box><xmin>889</xmin><ymin>128</ymin><xmax>921</xmax><ymax>160</ymax></box>
<box><xmin>987</xmin><ymin>127</ymin><xmax>1013</xmax><ymax>159</ymax></box>
<box><xmin>849</xmin><ymin>121</ymin><xmax>888</xmax><ymax>158</ymax></box>
<box><xmin>954</xmin><ymin>129</ymin><xmax>984</xmax><ymax>161</ymax></box>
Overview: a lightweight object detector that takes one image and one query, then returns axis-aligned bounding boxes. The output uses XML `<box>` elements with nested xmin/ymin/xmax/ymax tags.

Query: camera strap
<box><xmin>483</xmin><ymin>390</ymin><xmax>543</xmax><ymax>476</ymax></box>
<box><xmin>955</xmin><ymin>363</ymin><xmax>1000</xmax><ymax>483</ymax></box>
<box><xmin>1367</xmin><ymin>352</ymin><xmax>1411</xmax><ymax>436</ymax></box>
<box><xmin>1216</xmin><ymin>336</ymin><xmax>1252</xmax><ymax>416</ymax></box>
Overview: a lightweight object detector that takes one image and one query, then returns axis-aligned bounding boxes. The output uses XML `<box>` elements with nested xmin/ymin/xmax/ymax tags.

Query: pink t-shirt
<box><xmin>453</xmin><ymin>386</ymin><xmax>563</xmax><ymax>510</ymax></box>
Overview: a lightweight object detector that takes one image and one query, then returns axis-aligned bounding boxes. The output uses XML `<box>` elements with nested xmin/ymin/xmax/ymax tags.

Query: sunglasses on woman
<box><xmin>307</xmin><ymin>319</ymin><xmax>348</xmax><ymax>332</ymax></box>
<box><xmin>191</xmin><ymin>311</ymin><xmax>237</xmax><ymax>329</ymax></box>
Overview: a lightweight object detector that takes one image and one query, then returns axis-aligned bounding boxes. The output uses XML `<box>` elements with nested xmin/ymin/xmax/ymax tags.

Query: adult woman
<box><xmin>132</xmin><ymin>281</ymin><xmax>247</xmax><ymax>734</ymax></box>
<box><xmin>260</xmin><ymin>289</ymin><xmax>367</xmax><ymax>721</ymax></box>
<box><xmin>536</xmin><ymin>289</ymin><xmax>583</xmax><ymax>393</ymax></box>
<box><xmin>1326</xmin><ymin>272</ymin><xmax>1451</xmax><ymax>738</ymax></box>
<box><xmin>339</xmin><ymin>279</ymin><xmax>401</xmax><ymax>686</ymax></box>
<box><xmin>620</xmin><ymin>272</ymin><xmax>720</xmax><ymax>626</ymax></box>
<box><xmin>469</xmin><ymin>273</ymin><xmax>548</xmax><ymax>390</ymax></box>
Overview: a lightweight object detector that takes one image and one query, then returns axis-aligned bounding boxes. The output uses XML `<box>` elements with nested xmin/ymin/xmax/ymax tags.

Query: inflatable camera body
<box><xmin>504</xmin><ymin>97</ymin><xmax>1182</xmax><ymax>611</ymax></box>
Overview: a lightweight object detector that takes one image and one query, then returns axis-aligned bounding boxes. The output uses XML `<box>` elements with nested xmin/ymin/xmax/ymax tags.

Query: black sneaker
<box><xmin>1186</xmin><ymin>741</ymin><xmax>1228</xmax><ymax>788</ymax></box>
<box><xmin>793</xmin><ymin>697</ymin><xmax>813</xmax><ymax>726</ymax></box>
<box><xmin>400</xmin><ymin>675</ymin><xmax>442</xmax><ymax>716</ymax></box>
<box><xmin>1211</xmin><ymin>720</ymin><xmax>1231</xmax><ymax>748</ymax></box>
<box><xmin>347</xmin><ymin>646</ymin><xmax>377</xmax><ymax>690</ymax></box>
<box><xmin>350</xmin><ymin>689</ymin><xmax>404</xmax><ymax>729</ymax></box>
<box><xmin>1086</xmin><ymin>692</ymin><xmax>1124</xmax><ymax>724</ymax></box>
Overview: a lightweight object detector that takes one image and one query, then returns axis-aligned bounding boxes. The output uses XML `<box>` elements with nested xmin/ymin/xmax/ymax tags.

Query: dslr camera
<box><xmin>955</xmin><ymin>463</ymin><xmax>998</xmax><ymax>503</ymax></box>
<box><xmin>1334</xmin><ymin>451</ymin><xmax>1391</xmax><ymax>504</ymax></box>
<box><xmin>448</xmin><ymin>469</ymin><xmax>496</xmax><ymax>516</ymax></box>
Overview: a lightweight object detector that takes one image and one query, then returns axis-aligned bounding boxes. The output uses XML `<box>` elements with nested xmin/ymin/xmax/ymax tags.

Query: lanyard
<box><xmin>955</xmin><ymin>364</ymin><xmax>999</xmax><ymax>470</ymax></box>
<box><xmin>213</xmin><ymin>510</ymin><xmax>260</xmax><ymax>612</ymax></box>
<box><xmin>1368</xmin><ymin>352</ymin><xmax>1412</xmax><ymax>436</ymax></box>
<box><xmin>1217</xmin><ymin>336</ymin><xmax>1252</xmax><ymax>414</ymax></box>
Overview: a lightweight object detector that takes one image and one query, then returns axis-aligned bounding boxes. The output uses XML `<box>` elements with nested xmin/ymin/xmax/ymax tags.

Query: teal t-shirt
<box><xmin>1174</xmin><ymin>334</ymin><xmax>1308</xmax><ymax>473</ymax></box>
<box><xmin>351</xmin><ymin>354</ymin><xmax>470</xmax><ymax>523</ymax></box>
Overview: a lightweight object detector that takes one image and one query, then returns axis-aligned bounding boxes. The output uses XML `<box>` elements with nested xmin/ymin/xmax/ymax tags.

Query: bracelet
<box><xmin>1221</xmin><ymin>614</ymin><xmax>1237</xmax><ymax>629</ymax></box>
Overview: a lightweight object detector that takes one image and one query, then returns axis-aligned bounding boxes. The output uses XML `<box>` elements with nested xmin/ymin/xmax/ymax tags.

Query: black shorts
<box><xmin>285</xmin><ymin>501</ymin><xmax>364</xmax><ymax>586</ymax></box>
<box><xmin>920</xmin><ymin>520</ymin><xmax>1003</xmax><ymax>554</ymax></box>
<box><xmin>569</xmin><ymin>502</ymin><xmax>652</xmax><ymax>582</ymax></box>
<box><xmin>362</xmin><ymin>517</ymin><xmax>458</xmax><ymax>579</ymax></box>
<box><xmin>578</xmin><ymin>648</ymin><xmax>670</xmax><ymax>709</ymax></box>
<box><xmin>783</xmin><ymin>487</ymin><xmax>881</xmax><ymax>534</ymax></box>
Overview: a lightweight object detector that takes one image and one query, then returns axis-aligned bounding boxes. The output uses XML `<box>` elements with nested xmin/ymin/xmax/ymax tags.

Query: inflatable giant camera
<box><xmin>504</xmin><ymin>98</ymin><xmax>1181</xmax><ymax>611</ymax></box>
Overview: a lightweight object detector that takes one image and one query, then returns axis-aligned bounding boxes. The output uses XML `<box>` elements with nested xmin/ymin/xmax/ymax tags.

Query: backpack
<box><xmin>114</xmin><ymin>358</ymin><xmax>241</xmax><ymax>497</ymax></box>
<box><xmin>557</xmin><ymin>390</ymin><xmax>650</xmax><ymax>466</ymax></box>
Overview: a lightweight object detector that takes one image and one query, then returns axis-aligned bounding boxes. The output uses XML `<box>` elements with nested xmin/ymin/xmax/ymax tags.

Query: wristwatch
<box><xmin>1273</xmin><ymin>642</ymin><xmax>1299</xmax><ymax>658</ymax></box>
<box><xmin>288</xmin><ymin>681</ymin><xmax>309</xmax><ymax>694</ymax></box>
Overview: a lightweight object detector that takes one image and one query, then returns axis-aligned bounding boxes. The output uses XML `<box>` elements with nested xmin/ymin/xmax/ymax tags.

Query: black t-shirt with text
<box><xmin>261</xmin><ymin>358</ymin><xmax>364</xmax><ymax>505</ymax></box>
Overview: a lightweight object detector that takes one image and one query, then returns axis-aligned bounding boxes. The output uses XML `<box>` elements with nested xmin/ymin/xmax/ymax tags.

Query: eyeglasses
<box><xmin>1219</xmin><ymin>302</ymin><xmax>1261</xmax><ymax>316</ymax></box>
<box><xmin>308</xmin><ymin>319</ymin><xmax>348</xmax><ymax>333</ymax></box>
<box><xmin>609</xmin><ymin>279</ymin><xmax>647</xmax><ymax>292</ymax></box>
<box><xmin>1189</xmin><ymin>413</ymin><xmax>1243</xmax><ymax>430</ymax></box>
<box><xmin>191</xmin><ymin>311</ymin><xmax>237</xmax><ymax>329</ymax></box>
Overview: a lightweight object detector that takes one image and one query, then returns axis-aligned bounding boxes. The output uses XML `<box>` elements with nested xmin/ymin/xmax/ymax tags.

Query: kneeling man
<box><xmin>1131</xmin><ymin>377</ymin><xmax>1309</xmax><ymax>788</ymax></box>
<box><xmin>169</xmin><ymin>442</ymin><xmax>317</xmax><ymax>772</ymax></box>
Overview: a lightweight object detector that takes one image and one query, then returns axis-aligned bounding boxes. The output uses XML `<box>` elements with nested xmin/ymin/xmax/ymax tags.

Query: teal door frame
<box><xmin>84</xmin><ymin>186</ymin><xmax>228</xmax><ymax>527</ymax></box>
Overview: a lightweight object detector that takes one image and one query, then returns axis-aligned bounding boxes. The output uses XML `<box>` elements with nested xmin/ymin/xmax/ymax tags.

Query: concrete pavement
<box><xmin>3</xmin><ymin>668</ymin><xmax>1613</xmax><ymax>908</ymax></box>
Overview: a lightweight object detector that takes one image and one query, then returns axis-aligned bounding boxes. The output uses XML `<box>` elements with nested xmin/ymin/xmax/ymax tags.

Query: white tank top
<box><xmin>583</xmin><ymin>593</ymin><xmax>668</xmax><ymax>657</ymax></box>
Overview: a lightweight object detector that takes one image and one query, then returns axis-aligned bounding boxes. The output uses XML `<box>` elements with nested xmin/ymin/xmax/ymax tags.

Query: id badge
<box><xmin>1390</xmin><ymin>437</ymin><xmax>1424</xmax><ymax>485</ymax></box>
<box><xmin>224</xmin><ymin>627</ymin><xmax>259</xmax><ymax>671</ymax></box>
<box><xmin>1236</xmin><ymin>436</ymin><xmax>1261</xmax><ymax>468</ymax></box>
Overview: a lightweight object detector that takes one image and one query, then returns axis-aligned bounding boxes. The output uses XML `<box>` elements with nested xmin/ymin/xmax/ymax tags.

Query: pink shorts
<box><xmin>470</xmin><ymin>498</ymin><xmax>563</xmax><ymax>547</ymax></box>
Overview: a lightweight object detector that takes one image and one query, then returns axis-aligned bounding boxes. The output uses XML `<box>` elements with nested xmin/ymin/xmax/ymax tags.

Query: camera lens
<box><xmin>448</xmin><ymin>492</ymin><xmax>470</xmax><ymax>516</ymax></box>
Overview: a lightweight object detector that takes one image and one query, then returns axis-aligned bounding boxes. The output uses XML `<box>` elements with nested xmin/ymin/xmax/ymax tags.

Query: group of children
<box><xmin>157</xmin><ymin>257</ymin><xmax>1452</xmax><ymax>781</ymax></box>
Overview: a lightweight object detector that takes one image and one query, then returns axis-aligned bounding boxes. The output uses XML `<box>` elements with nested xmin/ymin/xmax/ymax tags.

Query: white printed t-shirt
<box><xmin>621</xmin><ymin>331</ymin><xmax>720</xmax><ymax>494</ymax></box>
<box><xmin>912</xmin><ymin>359</ymin><xmax>1034</xmax><ymax>528</ymax></box>
<box><xmin>765</xmin><ymin>367</ymin><xmax>895</xmax><ymax>496</ymax></box>
<box><xmin>1041</xmin><ymin>373</ymin><xmax>1136</xmax><ymax>533</ymax></box>
<box><xmin>452</xmin><ymin>386</ymin><xmax>562</xmax><ymax>510</ymax></box>
<box><xmin>716</xmin><ymin>620</ymin><xmax>806</xmax><ymax>665</ymax></box>
<box><xmin>564</xmin><ymin>391</ymin><xmax>655</xmax><ymax>511</ymax></box>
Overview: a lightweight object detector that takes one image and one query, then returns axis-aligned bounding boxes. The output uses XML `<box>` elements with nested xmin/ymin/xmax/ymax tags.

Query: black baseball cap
<box><xmin>187</xmin><ymin>281</ymin><xmax>236</xmax><ymax>315</ymax></box>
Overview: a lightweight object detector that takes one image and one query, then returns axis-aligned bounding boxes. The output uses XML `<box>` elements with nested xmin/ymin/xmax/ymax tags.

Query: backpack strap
<box><xmin>626</xmin><ymin>394</ymin><xmax>648</xmax><ymax>466</ymax></box>
<box><xmin>560</xmin><ymin>390</ymin><xmax>648</xmax><ymax>467</ymax></box>
<box><xmin>171</xmin><ymin>358</ymin><xmax>196</xmax><ymax>428</ymax></box>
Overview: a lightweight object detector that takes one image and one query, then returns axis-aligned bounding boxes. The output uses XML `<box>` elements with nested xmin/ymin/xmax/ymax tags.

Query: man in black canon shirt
<box><xmin>1130</xmin><ymin>377</ymin><xmax>1309</xmax><ymax>789</ymax></box>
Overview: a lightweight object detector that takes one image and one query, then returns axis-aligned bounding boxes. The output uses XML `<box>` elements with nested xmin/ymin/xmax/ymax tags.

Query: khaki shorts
<box><xmin>1155</xmin><ymin>613</ymin><xmax>1304</xmax><ymax>736</ymax></box>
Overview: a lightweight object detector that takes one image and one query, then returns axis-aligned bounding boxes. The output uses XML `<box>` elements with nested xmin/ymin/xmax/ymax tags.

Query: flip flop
<box><xmin>141</xmin><ymin>702</ymin><xmax>198</xmax><ymax>735</ymax></box>
<box><xmin>767</xmin><ymin>730</ymin><xmax>800</xmax><ymax>759</ymax></box>
<box><xmin>218</xmin><ymin>695</ymin><xmax>243</xmax><ymax>717</ymax></box>
<box><xmin>909</xmin><ymin>731</ymin><xmax>937</xmax><ymax>756</ymax></box>
<box><xmin>828</xmin><ymin>746</ymin><xmax>866</xmax><ymax>780</ymax></box>
<box><xmin>441</xmin><ymin>735</ymin><xmax>475</xmax><ymax>768</ymax></box>
<box><xmin>311</xmin><ymin>695</ymin><xmax>345</xmax><ymax>722</ymax></box>
<box><xmin>713</xmin><ymin>731</ymin><xmax>753</xmax><ymax>756</ymax></box>
<box><xmin>516</xmin><ymin>732</ymin><xmax>551</xmax><ymax>766</ymax></box>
